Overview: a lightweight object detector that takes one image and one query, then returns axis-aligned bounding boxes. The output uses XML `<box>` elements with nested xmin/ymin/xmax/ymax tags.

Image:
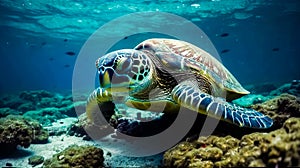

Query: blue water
<box><xmin>0</xmin><ymin>0</ymin><xmax>300</xmax><ymax>94</ymax></box>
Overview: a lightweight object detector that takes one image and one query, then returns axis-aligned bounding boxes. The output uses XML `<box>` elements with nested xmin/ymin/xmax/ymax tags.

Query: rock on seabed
<box><xmin>43</xmin><ymin>145</ymin><xmax>104</xmax><ymax>168</ymax></box>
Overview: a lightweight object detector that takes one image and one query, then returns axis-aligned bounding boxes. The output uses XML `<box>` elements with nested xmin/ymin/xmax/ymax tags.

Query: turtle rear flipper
<box><xmin>171</xmin><ymin>84</ymin><xmax>273</xmax><ymax>129</ymax></box>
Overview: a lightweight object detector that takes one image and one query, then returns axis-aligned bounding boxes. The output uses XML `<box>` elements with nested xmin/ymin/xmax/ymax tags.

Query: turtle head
<box><xmin>96</xmin><ymin>49</ymin><xmax>154</xmax><ymax>93</ymax></box>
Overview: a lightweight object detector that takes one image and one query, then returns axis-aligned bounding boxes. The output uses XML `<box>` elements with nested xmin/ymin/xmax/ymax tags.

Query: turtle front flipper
<box><xmin>171</xmin><ymin>84</ymin><xmax>273</xmax><ymax>129</ymax></box>
<box><xmin>86</xmin><ymin>87</ymin><xmax>115</xmax><ymax>124</ymax></box>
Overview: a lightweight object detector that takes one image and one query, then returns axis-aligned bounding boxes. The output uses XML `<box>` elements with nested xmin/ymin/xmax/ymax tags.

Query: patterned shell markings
<box><xmin>138</xmin><ymin>38</ymin><xmax>249</xmax><ymax>94</ymax></box>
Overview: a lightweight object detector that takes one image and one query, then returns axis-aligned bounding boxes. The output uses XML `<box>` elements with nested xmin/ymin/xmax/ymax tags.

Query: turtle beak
<box><xmin>100</xmin><ymin>70</ymin><xmax>111</xmax><ymax>88</ymax></box>
<box><xmin>99</xmin><ymin>68</ymin><xmax>133</xmax><ymax>92</ymax></box>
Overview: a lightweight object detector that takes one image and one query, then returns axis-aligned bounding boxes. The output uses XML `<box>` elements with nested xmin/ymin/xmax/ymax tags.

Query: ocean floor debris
<box><xmin>163</xmin><ymin>117</ymin><xmax>300</xmax><ymax>167</ymax></box>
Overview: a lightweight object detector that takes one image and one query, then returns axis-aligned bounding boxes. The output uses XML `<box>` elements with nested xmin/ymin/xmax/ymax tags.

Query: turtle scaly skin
<box><xmin>172</xmin><ymin>83</ymin><xmax>272</xmax><ymax>128</ymax></box>
<box><xmin>86</xmin><ymin>38</ymin><xmax>273</xmax><ymax>129</ymax></box>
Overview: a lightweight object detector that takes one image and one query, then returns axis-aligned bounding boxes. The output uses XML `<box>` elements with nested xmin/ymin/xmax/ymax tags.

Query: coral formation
<box><xmin>252</xmin><ymin>93</ymin><xmax>300</xmax><ymax>129</ymax></box>
<box><xmin>0</xmin><ymin>115</ymin><xmax>48</xmax><ymax>152</ymax></box>
<box><xmin>0</xmin><ymin>94</ymin><xmax>23</xmax><ymax>110</ymax></box>
<box><xmin>0</xmin><ymin>90</ymin><xmax>86</xmax><ymax>126</ymax></box>
<box><xmin>23</xmin><ymin>101</ymin><xmax>86</xmax><ymax>126</ymax></box>
<box><xmin>270</xmin><ymin>80</ymin><xmax>300</xmax><ymax>97</ymax></box>
<box><xmin>43</xmin><ymin>145</ymin><xmax>104</xmax><ymax>168</ymax></box>
<box><xmin>23</xmin><ymin>107</ymin><xmax>68</xmax><ymax>126</ymax></box>
<box><xmin>163</xmin><ymin>117</ymin><xmax>300</xmax><ymax>167</ymax></box>
<box><xmin>233</xmin><ymin>94</ymin><xmax>271</xmax><ymax>107</ymax></box>
<box><xmin>0</xmin><ymin>107</ymin><xmax>20</xmax><ymax>118</ymax></box>
<box><xmin>234</xmin><ymin>80</ymin><xmax>300</xmax><ymax>108</ymax></box>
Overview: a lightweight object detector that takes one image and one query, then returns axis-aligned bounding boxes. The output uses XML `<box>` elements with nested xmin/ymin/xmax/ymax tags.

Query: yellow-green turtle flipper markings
<box><xmin>86</xmin><ymin>38</ymin><xmax>273</xmax><ymax>129</ymax></box>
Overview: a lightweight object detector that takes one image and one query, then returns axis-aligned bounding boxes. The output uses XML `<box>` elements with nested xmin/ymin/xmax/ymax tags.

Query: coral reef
<box><xmin>0</xmin><ymin>107</ymin><xmax>20</xmax><ymax>118</ymax></box>
<box><xmin>270</xmin><ymin>80</ymin><xmax>300</xmax><ymax>97</ymax></box>
<box><xmin>234</xmin><ymin>80</ymin><xmax>300</xmax><ymax>108</ymax></box>
<box><xmin>0</xmin><ymin>115</ymin><xmax>48</xmax><ymax>152</ymax></box>
<box><xmin>0</xmin><ymin>94</ymin><xmax>23</xmax><ymax>110</ymax></box>
<box><xmin>23</xmin><ymin>107</ymin><xmax>68</xmax><ymax>126</ymax></box>
<box><xmin>43</xmin><ymin>145</ymin><xmax>104</xmax><ymax>168</ymax></box>
<box><xmin>252</xmin><ymin>93</ymin><xmax>300</xmax><ymax>129</ymax></box>
<box><xmin>0</xmin><ymin>81</ymin><xmax>298</xmax><ymax>167</ymax></box>
<box><xmin>0</xmin><ymin>90</ymin><xmax>86</xmax><ymax>126</ymax></box>
<box><xmin>23</xmin><ymin>101</ymin><xmax>86</xmax><ymax>126</ymax></box>
<box><xmin>163</xmin><ymin>117</ymin><xmax>300</xmax><ymax>167</ymax></box>
<box><xmin>233</xmin><ymin>94</ymin><xmax>271</xmax><ymax>107</ymax></box>
<box><xmin>0</xmin><ymin>90</ymin><xmax>56</xmax><ymax>112</ymax></box>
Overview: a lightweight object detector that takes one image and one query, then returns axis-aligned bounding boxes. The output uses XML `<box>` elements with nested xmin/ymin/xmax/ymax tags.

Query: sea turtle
<box><xmin>86</xmin><ymin>38</ymin><xmax>273</xmax><ymax>129</ymax></box>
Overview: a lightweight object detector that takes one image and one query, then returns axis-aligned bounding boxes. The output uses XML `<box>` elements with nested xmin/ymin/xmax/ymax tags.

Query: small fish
<box><xmin>220</xmin><ymin>33</ymin><xmax>229</xmax><ymax>37</ymax></box>
<box><xmin>65</xmin><ymin>51</ymin><xmax>76</xmax><ymax>56</ymax></box>
<box><xmin>272</xmin><ymin>48</ymin><xmax>279</xmax><ymax>52</ymax></box>
<box><xmin>124</xmin><ymin>36</ymin><xmax>128</xmax><ymax>39</ymax></box>
<box><xmin>64</xmin><ymin>39</ymin><xmax>68</xmax><ymax>42</ymax></box>
<box><xmin>64</xmin><ymin>64</ymin><xmax>70</xmax><ymax>68</ymax></box>
<box><xmin>41</xmin><ymin>42</ymin><xmax>47</xmax><ymax>46</ymax></box>
<box><xmin>221</xmin><ymin>49</ymin><xmax>230</xmax><ymax>53</ymax></box>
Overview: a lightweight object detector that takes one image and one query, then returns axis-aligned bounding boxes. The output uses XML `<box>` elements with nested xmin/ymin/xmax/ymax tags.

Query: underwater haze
<box><xmin>0</xmin><ymin>0</ymin><xmax>300</xmax><ymax>93</ymax></box>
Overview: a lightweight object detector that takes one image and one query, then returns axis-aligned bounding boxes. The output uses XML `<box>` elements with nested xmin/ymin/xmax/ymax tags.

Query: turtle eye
<box><xmin>116</xmin><ymin>57</ymin><xmax>132</xmax><ymax>74</ymax></box>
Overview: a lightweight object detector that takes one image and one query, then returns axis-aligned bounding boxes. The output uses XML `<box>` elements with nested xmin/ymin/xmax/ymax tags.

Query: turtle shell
<box><xmin>134</xmin><ymin>38</ymin><xmax>249</xmax><ymax>101</ymax></box>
